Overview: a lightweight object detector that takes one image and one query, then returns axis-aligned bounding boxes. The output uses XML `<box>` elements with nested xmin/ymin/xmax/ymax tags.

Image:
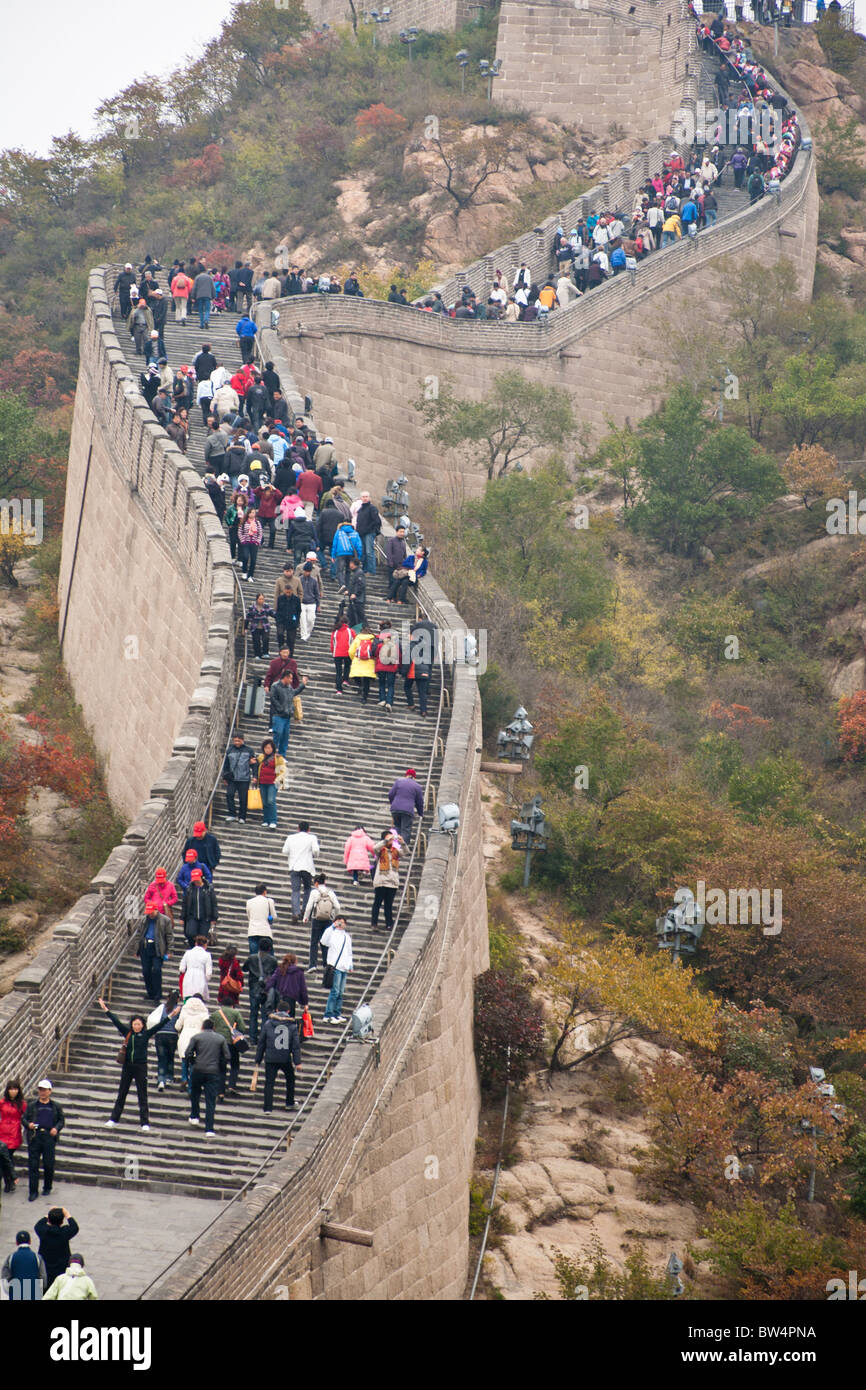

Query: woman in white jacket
<box><xmin>179</xmin><ymin>937</ymin><xmax>213</xmax><ymax>1001</ymax></box>
<box><xmin>175</xmin><ymin>993</ymin><xmax>210</xmax><ymax>1090</ymax></box>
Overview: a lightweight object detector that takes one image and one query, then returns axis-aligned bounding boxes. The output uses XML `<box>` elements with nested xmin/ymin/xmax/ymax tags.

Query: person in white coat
<box><xmin>321</xmin><ymin>917</ymin><xmax>353</xmax><ymax>1024</ymax></box>
<box><xmin>556</xmin><ymin>274</ymin><xmax>582</xmax><ymax>306</ymax></box>
<box><xmin>179</xmin><ymin>937</ymin><xmax>212</xmax><ymax>1001</ymax></box>
<box><xmin>175</xmin><ymin>992</ymin><xmax>210</xmax><ymax>1089</ymax></box>
<box><xmin>245</xmin><ymin>883</ymin><xmax>278</xmax><ymax>954</ymax></box>
<box><xmin>281</xmin><ymin>821</ymin><xmax>320</xmax><ymax>923</ymax></box>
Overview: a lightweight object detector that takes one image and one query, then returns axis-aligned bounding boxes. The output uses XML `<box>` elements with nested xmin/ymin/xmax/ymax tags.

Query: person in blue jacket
<box><xmin>331</xmin><ymin>520</ymin><xmax>363</xmax><ymax>591</ymax></box>
<box><xmin>236</xmin><ymin>314</ymin><xmax>258</xmax><ymax>366</ymax></box>
<box><xmin>176</xmin><ymin>849</ymin><xmax>213</xmax><ymax>893</ymax></box>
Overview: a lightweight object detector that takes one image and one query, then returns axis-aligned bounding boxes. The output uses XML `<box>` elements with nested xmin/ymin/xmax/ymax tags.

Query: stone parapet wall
<box><xmin>1</xmin><ymin>268</ymin><xmax>239</xmax><ymax>1098</ymax></box>
<box><xmin>495</xmin><ymin>0</ymin><xmax>696</xmax><ymax>138</ymax></box>
<box><xmin>270</xmin><ymin>140</ymin><xmax>817</xmax><ymax>501</ymax></box>
<box><xmin>301</xmin><ymin>0</ymin><xmax>476</xmax><ymax>32</ymax></box>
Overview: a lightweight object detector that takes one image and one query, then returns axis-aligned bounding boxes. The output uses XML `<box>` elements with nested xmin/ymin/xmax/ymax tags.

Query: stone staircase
<box><xmin>46</xmin><ymin>282</ymin><xmax>448</xmax><ymax>1200</ymax></box>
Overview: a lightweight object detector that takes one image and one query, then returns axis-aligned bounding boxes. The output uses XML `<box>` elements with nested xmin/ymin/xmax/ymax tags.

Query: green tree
<box><xmin>535</xmin><ymin>693</ymin><xmax>662</xmax><ymax>806</ymax></box>
<box><xmin>419</xmin><ymin>369</ymin><xmax>577</xmax><ymax>479</ymax></box>
<box><xmin>817</xmin><ymin>114</ymin><xmax>866</xmax><ymax>197</ymax></box>
<box><xmin>538</xmin><ymin>1238</ymin><xmax>677</xmax><ymax>1300</ymax></box>
<box><xmin>0</xmin><ymin>393</ymin><xmax>39</xmax><ymax>495</ymax></box>
<box><xmin>625</xmin><ymin>385</ymin><xmax>783</xmax><ymax>556</ymax></box>
<box><xmin>771</xmin><ymin>354</ymin><xmax>866</xmax><ymax>448</ymax></box>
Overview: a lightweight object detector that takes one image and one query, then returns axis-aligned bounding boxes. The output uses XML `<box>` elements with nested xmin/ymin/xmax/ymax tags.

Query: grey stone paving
<box><xmin>0</xmin><ymin>1179</ymin><xmax>225</xmax><ymax>1300</ymax></box>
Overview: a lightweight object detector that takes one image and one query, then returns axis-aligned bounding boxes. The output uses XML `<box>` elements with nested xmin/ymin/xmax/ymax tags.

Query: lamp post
<box><xmin>399</xmin><ymin>26</ymin><xmax>419</xmax><ymax>58</ymax></box>
<box><xmin>497</xmin><ymin>705</ymin><xmax>534</xmax><ymax>763</ymax></box>
<box><xmin>655</xmin><ymin>898</ymin><xmax>705</xmax><ymax>964</ymax></box>
<box><xmin>510</xmin><ymin>794</ymin><xmax>548</xmax><ymax>889</ymax></box>
<box><xmin>456</xmin><ymin>48</ymin><xmax>470</xmax><ymax>94</ymax></box>
<box><xmin>478</xmin><ymin>56</ymin><xmax>502</xmax><ymax>100</ymax></box>
<box><xmin>381</xmin><ymin>474</ymin><xmax>410</xmax><ymax>522</ymax></box>
<box><xmin>366</xmin><ymin>8</ymin><xmax>391</xmax><ymax>47</ymax></box>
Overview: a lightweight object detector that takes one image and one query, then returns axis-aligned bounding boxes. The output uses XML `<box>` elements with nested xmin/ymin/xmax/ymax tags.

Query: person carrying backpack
<box><xmin>302</xmin><ymin>874</ymin><xmax>341</xmax><ymax>971</ymax></box>
<box><xmin>348</xmin><ymin>626</ymin><xmax>377</xmax><ymax>704</ymax></box>
<box><xmin>332</xmin><ymin>520</ymin><xmax>363</xmax><ymax>590</ymax></box>
<box><xmin>373</xmin><ymin>620</ymin><xmax>400</xmax><ymax>711</ymax></box>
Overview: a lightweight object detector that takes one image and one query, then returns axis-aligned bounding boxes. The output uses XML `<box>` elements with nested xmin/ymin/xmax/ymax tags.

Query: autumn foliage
<box><xmin>354</xmin><ymin>104</ymin><xmax>408</xmax><ymax>141</ymax></box>
<box><xmin>837</xmin><ymin>689</ymin><xmax>866</xmax><ymax>761</ymax></box>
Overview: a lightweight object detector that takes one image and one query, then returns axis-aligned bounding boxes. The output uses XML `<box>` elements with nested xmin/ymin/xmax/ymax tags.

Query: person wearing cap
<box><xmin>314</xmin><ymin>436</ymin><xmax>338</xmax><ymax>484</ymax></box>
<box><xmin>127</xmin><ymin>298</ymin><xmax>154</xmax><ymax>356</ymax></box>
<box><xmin>150</xmin><ymin>286</ymin><xmax>168</xmax><ymax>357</ymax></box>
<box><xmin>181</xmin><ymin>870</ymin><xmax>218</xmax><ymax>948</ymax></box>
<box><xmin>176</xmin><ymin>848</ymin><xmax>213</xmax><ymax>893</ymax></box>
<box><xmin>183</xmin><ymin>820</ymin><xmax>222</xmax><ymax>875</ymax></box>
<box><xmin>33</xmin><ymin>1207</ymin><xmax>78</xmax><ymax>1286</ymax></box>
<box><xmin>136</xmin><ymin>904</ymin><xmax>173</xmax><ymax>1002</ymax></box>
<box><xmin>113</xmin><ymin>263</ymin><xmax>137</xmax><ymax>318</ymax></box>
<box><xmin>24</xmin><ymin>1084</ymin><xmax>65</xmax><ymax>1202</ymax></box>
<box><xmin>1</xmin><ymin>1229</ymin><xmax>48</xmax><ymax>1300</ymax></box>
<box><xmin>144</xmin><ymin>867</ymin><xmax>178</xmax><ymax>924</ymax></box>
<box><xmin>388</xmin><ymin>768</ymin><xmax>425</xmax><ymax>844</ymax></box>
<box><xmin>43</xmin><ymin>1251</ymin><xmax>98</xmax><ymax>1301</ymax></box>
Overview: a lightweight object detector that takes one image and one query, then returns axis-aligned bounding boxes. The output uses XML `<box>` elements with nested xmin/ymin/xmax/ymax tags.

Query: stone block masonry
<box><xmin>302</xmin><ymin>0</ymin><xmax>476</xmax><ymax>32</ymax></box>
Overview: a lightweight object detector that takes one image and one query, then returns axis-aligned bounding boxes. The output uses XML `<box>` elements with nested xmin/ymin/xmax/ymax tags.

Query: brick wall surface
<box><xmin>302</xmin><ymin>0</ymin><xmax>475</xmax><ymax>32</ymax></box>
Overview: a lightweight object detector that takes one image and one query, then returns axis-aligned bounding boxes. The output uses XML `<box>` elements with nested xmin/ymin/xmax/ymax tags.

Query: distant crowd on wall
<box><xmin>700</xmin><ymin>0</ymin><xmax>841</xmax><ymax>25</ymax></box>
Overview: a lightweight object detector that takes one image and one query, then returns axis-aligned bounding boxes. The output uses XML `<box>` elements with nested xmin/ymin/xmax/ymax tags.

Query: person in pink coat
<box><xmin>343</xmin><ymin>826</ymin><xmax>376</xmax><ymax>885</ymax></box>
<box><xmin>144</xmin><ymin>867</ymin><xmax>179</xmax><ymax>925</ymax></box>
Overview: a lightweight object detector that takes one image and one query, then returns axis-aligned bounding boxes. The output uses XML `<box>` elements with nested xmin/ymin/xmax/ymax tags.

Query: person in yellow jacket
<box><xmin>661</xmin><ymin>212</ymin><xmax>682</xmax><ymax>247</ymax></box>
<box><xmin>43</xmin><ymin>1253</ymin><xmax>98</xmax><ymax>1300</ymax></box>
<box><xmin>348</xmin><ymin>628</ymin><xmax>377</xmax><ymax>705</ymax></box>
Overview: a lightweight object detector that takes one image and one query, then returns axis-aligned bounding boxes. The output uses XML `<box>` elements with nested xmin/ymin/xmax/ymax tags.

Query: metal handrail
<box><xmin>136</xmin><ymin>545</ymin><xmax>449</xmax><ymax>1298</ymax></box>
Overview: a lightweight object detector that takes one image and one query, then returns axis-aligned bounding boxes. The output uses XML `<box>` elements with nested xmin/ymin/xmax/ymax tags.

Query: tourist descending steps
<box><xmin>176</xmin><ymin>847</ymin><xmax>212</xmax><ymax>891</ymax></box>
<box><xmin>281</xmin><ymin>820</ymin><xmax>320</xmax><ymax>924</ymax></box>
<box><xmin>268</xmin><ymin>672</ymin><xmax>295</xmax><ymax>760</ymax></box>
<box><xmin>179</xmin><ymin>936</ymin><xmax>213</xmax><ymax>1003</ymax></box>
<box><xmin>24</xmin><ymin>1081</ymin><xmax>65</xmax><ymax>1203</ymax></box>
<box><xmin>245</xmin><ymin>592</ymin><xmax>275</xmax><ymax>659</ymax></box>
<box><xmin>180</xmin><ymin>868</ymin><xmax>218</xmax><ymax>948</ymax></box>
<box><xmin>222</xmin><ymin>730</ymin><xmax>256</xmax><ymax>824</ymax></box>
<box><xmin>254</xmin><ymin>739</ymin><xmax>284</xmax><ymax>829</ymax></box>
<box><xmin>321</xmin><ymin>918</ymin><xmax>354</xmax><ymax>1025</ymax></box>
<box><xmin>242</xmin><ymin>936</ymin><xmax>277</xmax><ymax>1044</ymax></box>
<box><xmin>348</xmin><ymin>623</ymin><xmax>376</xmax><ymax>704</ymax></box>
<box><xmin>344</xmin><ymin>826</ymin><xmax>376</xmax><ymax>887</ymax></box>
<box><xmin>302</xmin><ymin>875</ymin><xmax>341</xmax><ymax>971</ymax></box>
<box><xmin>182</xmin><ymin>819</ymin><xmax>222</xmax><ymax>876</ymax></box>
<box><xmin>254</xmin><ymin>1003</ymin><xmax>302</xmax><ymax>1114</ymax></box>
<box><xmin>187</xmin><ymin>1020</ymin><xmax>229</xmax><ymax>1137</ymax></box>
<box><xmin>144</xmin><ymin>866</ymin><xmax>178</xmax><ymax>926</ymax></box>
<box><xmin>98</xmin><ymin>996</ymin><xmax>175</xmax><ymax>1132</ymax></box>
<box><xmin>136</xmin><ymin>904</ymin><xmax>173</xmax><ymax>1003</ymax></box>
<box><xmin>371</xmin><ymin>830</ymin><xmax>401</xmax><ymax>934</ymax></box>
<box><xmin>274</xmin><ymin>564</ymin><xmax>302</xmax><ymax>653</ymax></box>
<box><xmin>151</xmin><ymin>990</ymin><xmax>181</xmax><ymax>1092</ymax></box>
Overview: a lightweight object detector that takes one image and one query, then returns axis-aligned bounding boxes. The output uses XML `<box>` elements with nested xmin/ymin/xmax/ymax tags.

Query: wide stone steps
<box><xmin>43</xmin><ymin>275</ymin><xmax>449</xmax><ymax>1199</ymax></box>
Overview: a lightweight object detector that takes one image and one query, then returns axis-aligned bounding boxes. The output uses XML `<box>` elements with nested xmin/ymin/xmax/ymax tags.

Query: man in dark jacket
<box><xmin>242</xmin><ymin>935</ymin><xmax>278</xmax><ymax>1043</ymax></box>
<box><xmin>187</xmin><ymin>1020</ymin><xmax>230</xmax><ymax>1134</ymax></box>
<box><xmin>354</xmin><ymin>492</ymin><xmax>382</xmax><ymax>575</ymax></box>
<box><xmin>316</xmin><ymin>503</ymin><xmax>342</xmax><ymax>579</ymax></box>
<box><xmin>24</xmin><ymin>1082</ymin><xmax>65</xmax><ymax>1202</ymax></box>
<box><xmin>150</xmin><ymin>288</ymin><xmax>168</xmax><ymax>358</ymax></box>
<box><xmin>271</xmin><ymin>388</ymin><xmax>290</xmax><ymax>425</ymax></box>
<box><xmin>403</xmin><ymin>619</ymin><xmax>438</xmax><ymax>716</ymax></box>
<box><xmin>181</xmin><ymin>870</ymin><xmax>218</xmax><ymax>947</ymax></box>
<box><xmin>255</xmin><ymin>1004</ymin><xmax>302</xmax><ymax>1112</ymax></box>
<box><xmin>182</xmin><ymin>820</ymin><xmax>222</xmax><ymax>874</ymax></box>
<box><xmin>236</xmin><ymin>263</ymin><xmax>254</xmax><ymax>315</ymax></box>
<box><xmin>193</xmin><ymin>343</ymin><xmax>217</xmax><ymax>381</ymax></box>
<box><xmin>222</xmin><ymin>732</ymin><xmax>256</xmax><ymax>823</ymax></box>
<box><xmin>245</xmin><ymin>377</ymin><xmax>269</xmax><ymax>432</ymax></box>
<box><xmin>192</xmin><ymin>269</ymin><xmax>216</xmax><ymax>328</ymax></box>
<box><xmin>286</xmin><ymin>510</ymin><xmax>317</xmax><ymax>568</ymax></box>
<box><xmin>385</xmin><ymin>526</ymin><xmax>409</xmax><ymax>588</ymax></box>
<box><xmin>2</xmin><ymin>1230</ymin><xmax>48</xmax><ymax>1300</ymax></box>
<box><xmin>136</xmin><ymin>905</ymin><xmax>173</xmax><ymax>1001</ymax></box>
<box><xmin>346</xmin><ymin>560</ymin><xmax>366</xmax><ymax>628</ymax></box>
<box><xmin>113</xmin><ymin>263</ymin><xmax>137</xmax><ymax>318</ymax></box>
<box><xmin>269</xmin><ymin>673</ymin><xmax>294</xmax><ymax>759</ymax></box>
<box><xmin>34</xmin><ymin>1208</ymin><xmax>79</xmax><ymax>1288</ymax></box>
<box><xmin>273</xmin><ymin>570</ymin><xmax>303</xmax><ymax>653</ymax></box>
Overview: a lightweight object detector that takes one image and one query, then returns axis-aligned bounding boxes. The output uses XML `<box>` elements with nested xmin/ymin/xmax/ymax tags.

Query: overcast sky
<box><xmin>0</xmin><ymin>0</ymin><xmax>236</xmax><ymax>155</ymax></box>
<box><xmin>2</xmin><ymin>0</ymin><xmax>865</xmax><ymax>156</ymax></box>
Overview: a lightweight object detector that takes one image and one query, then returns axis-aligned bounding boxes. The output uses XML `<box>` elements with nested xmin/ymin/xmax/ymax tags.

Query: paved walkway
<box><xmin>0</xmin><ymin>1178</ymin><xmax>224</xmax><ymax>1300</ymax></box>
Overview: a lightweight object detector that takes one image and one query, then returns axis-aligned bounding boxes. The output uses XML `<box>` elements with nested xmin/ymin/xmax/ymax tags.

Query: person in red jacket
<box><xmin>0</xmin><ymin>1078</ymin><xmax>25</xmax><ymax>1191</ymax></box>
<box><xmin>230</xmin><ymin>369</ymin><xmax>248</xmax><ymax>400</ymax></box>
<box><xmin>330</xmin><ymin>609</ymin><xmax>355</xmax><ymax>693</ymax></box>
<box><xmin>373</xmin><ymin>619</ymin><xmax>401</xmax><ymax>711</ymax></box>
<box><xmin>144</xmin><ymin>867</ymin><xmax>178</xmax><ymax>924</ymax></box>
<box><xmin>263</xmin><ymin>646</ymin><xmax>307</xmax><ymax>693</ymax></box>
<box><xmin>296</xmin><ymin>468</ymin><xmax>323</xmax><ymax>515</ymax></box>
<box><xmin>254</xmin><ymin>482</ymin><xmax>282</xmax><ymax>549</ymax></box>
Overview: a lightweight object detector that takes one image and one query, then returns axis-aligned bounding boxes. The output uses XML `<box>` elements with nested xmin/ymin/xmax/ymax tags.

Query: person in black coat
<box><xmin>34</xmin><ymin>1208</ymin><xmax>79</xmax><ymax>1288</ymax></box>
<box><xmin>402</xmin><ymin>619</ymin><xmax>437</xmax><ymax>716</ymax></box>
<box><xmin>346</xmin><ymin>560</ymin><xmax>366</xmax><ymax>628</ymax></box>
<box><xmin>24</xmin><ymin>1084</ymin><xmax>65</xmax><ymax>1201</ymax></box>
<box><xmin>98</xmin><ymin>997</ymin><xmax>172</xmax><ymax>1129</ymax></box>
